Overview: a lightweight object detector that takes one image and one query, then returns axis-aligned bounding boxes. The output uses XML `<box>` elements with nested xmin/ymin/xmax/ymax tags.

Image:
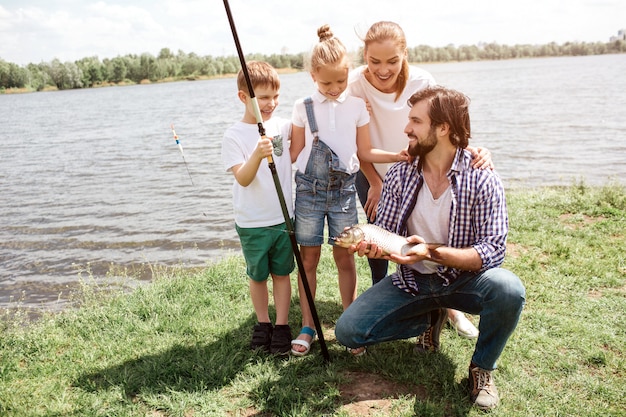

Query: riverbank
<box><xmin>0</xmin><ymin>67</ymin><xmax>302</xmax><ymax>94</ymax></box>
<box><xmin>1</xmin><ymin>184</ymin><xmax>624</xmax><ymax>416</ymax></box>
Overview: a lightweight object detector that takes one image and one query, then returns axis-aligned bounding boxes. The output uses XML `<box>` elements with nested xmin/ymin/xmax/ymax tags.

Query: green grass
<box><xmin>1</xmin><ymin>183</ymin><xmax>625</xmax><ymax>417</ymax></box>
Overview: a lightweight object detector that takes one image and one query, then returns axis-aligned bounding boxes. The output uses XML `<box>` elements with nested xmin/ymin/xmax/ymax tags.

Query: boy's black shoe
<box><xmin>270</xmin><ymin>324</ymin><xmax>292</xmax><ymax>355</ymax></box>
<box><xmin>250</xmin><ymin>322</ymin><xmax>273</xmax><ymax>352</ymax></box>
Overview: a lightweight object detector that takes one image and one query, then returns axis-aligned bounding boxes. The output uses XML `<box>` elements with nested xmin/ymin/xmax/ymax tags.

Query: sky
<box><xmin>1</xmin><ymin>0</ymin><xmax>624</xmax><ymax>66</ymax></box>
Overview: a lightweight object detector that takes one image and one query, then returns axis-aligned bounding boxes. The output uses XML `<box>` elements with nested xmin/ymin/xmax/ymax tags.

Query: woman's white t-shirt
<box><xmin>348</xmin><ymin>65</ymin><xmax>436</xmax><ymax>178</ymax></box>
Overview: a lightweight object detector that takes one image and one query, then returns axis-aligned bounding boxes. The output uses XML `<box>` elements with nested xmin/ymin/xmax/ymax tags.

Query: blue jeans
<box><xmin>355</xmin><ymin>170</ymin><xmax>389</xmax><ymax>284</ymax></box>
<box><xmin>335</xmin><ymin>268</ymin><xmax>526</xmax><ymax>370</ymax></box>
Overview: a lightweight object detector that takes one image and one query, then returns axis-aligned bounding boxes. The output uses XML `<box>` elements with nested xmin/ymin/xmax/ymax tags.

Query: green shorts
<box><xmin>235</xmin><ymin>222</ymin><xmax>295</xmax><ymax>282</ymax></box>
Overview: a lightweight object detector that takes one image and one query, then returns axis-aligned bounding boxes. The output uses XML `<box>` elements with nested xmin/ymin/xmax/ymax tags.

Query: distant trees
<box><xmin>1</xmin><ymin>40</ymin><xmax>625</xmax><ymax>92</ymax></box>
<box><xmin>0</xmin><ymin>60</ymin><xmax>29</xmax><ymax>89</ymax></box>
<box><xmin>405</xmin><ymin>40</ymin><xmax>626</xmax><ymax>63</ymax></box>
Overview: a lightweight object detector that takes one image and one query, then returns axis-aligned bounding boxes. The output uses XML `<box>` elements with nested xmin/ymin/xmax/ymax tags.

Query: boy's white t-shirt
<box><xmin>221</xmin><ymin>117</ymin><xmax>293</xmax><ymax>228</ymax></box>
<box><xmin>348</xmin><ymin>65</ymin><xmax>436</xmax><ymax>178</ymax></box>
<box><xmin>291</xmin><ymin>90</ymin><xmax>369</xmax><ymax>175</ymax></box>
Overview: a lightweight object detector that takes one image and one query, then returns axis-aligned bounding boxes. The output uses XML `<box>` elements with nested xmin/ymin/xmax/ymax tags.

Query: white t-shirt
<box><xmin>407</xmin><ymin>182</ymin><xmax>451</xmax><ymax>274</ymax></box>
<box><xmin>221</xmin><ymin>117</ymin><xmax>293</xmax><ymax>228</ymax></box>
<box><xmin>291</xmin><ymin>90</ymin><xmax>369</xmax><ymax>174</ymax></box>
<box><xmin>348</xmin><ymin>65</ymin><xmax>436</xmax><ymax>178</ymax></box>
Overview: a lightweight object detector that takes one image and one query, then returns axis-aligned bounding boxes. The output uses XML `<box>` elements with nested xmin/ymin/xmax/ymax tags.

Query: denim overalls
<box><xmin>294</xmin><ymin>97</ymin><xmax>358</xmax><ymax>246</ymax></box>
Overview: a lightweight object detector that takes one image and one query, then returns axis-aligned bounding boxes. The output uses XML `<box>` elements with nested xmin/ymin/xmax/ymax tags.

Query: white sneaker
<box><xmin>448</xmin><ymin>311</ymin><xmax>479</xmax><ymax>339</ymax></box>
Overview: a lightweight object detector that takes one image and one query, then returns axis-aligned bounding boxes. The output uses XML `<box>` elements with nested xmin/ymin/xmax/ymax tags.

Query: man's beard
<box><xmin>408</xmin><ymin>127</ymin><xmax>437</xmax><ymax>158</ymax></box>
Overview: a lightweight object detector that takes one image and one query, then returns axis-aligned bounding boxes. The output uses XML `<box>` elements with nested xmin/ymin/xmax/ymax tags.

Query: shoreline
<box><xmin>0</xmin><ymin>67</ymin><xmax>302</xmax><ymax>95</ymax></box>
<box><xmin>3</xmin><ymin>183</ymin><xmax>623</xmax><ymax>323</ymax></box>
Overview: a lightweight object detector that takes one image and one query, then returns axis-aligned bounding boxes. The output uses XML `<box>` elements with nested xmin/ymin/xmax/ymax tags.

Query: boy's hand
<box><xmin>254</xmin><ymin>136</ymin><xmax>274</xmax><ymax>160</ymax></box>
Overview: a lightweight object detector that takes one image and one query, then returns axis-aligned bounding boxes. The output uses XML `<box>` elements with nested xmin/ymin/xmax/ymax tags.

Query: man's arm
<box><xmin>353</xmin><ymin>236</ymin><xmax>482</xmax><ymax>272</ymax></box>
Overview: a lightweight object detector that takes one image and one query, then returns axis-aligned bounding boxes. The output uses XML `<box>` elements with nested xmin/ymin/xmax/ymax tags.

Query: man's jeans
<box><xmin>335</xmin><ymin>268</ymin><xmax>526</xmax><ymax>370</ymax></box>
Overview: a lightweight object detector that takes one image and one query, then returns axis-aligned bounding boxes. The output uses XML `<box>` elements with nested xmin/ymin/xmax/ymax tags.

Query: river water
<box><xmin>1</xmin><ymin>54</ymin><xmax>625</xmax><ymax>314</ymax></box>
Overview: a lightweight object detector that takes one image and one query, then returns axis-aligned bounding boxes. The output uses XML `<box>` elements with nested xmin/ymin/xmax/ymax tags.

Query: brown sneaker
<box><xmin>414</xmin><ymin>308</ymin><xmax>448</xmax><ymax>353</ymax></box>
<box><xmin>468</xmin><ymin>364</ymin><xmax>500</xmax><ymax>410</ymax></box>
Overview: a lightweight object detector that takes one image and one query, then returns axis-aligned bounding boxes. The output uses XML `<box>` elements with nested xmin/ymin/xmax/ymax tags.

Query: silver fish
<box><xmin>334</xmin><ymin>224</ymin><xmax>431</xmax><ymax>256</ymax></box>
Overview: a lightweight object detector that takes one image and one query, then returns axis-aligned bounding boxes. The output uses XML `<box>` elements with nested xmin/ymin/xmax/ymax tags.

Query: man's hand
<box><xmin>387</xmin><ymin>235</ymin><xmax>430</xmax><ymax>264</ymax></box>
<box><xmin>349</xmin><ymin>235</ymin><xmax>431</xmax><ymax>264</ymax></box>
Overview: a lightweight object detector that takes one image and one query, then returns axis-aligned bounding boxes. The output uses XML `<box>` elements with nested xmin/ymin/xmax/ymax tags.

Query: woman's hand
<box><xmin>363</xmin><ymin>183</ymin><xmax>382</xmax><ymax>222</ymax></box>
<box><xmin>469</xmin><ymin>146</ymin><xmax>494</xmax><ymax>170</ymax></box>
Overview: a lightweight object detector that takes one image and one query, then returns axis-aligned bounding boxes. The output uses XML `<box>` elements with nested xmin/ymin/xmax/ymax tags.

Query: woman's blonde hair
<box><xmin>362</xmin><ymin>21</ymin><xmax>409</xmax><ymax>101</ymax></box>
<box><xmin>308</xmin><ymin>24</ymin><xmax>350</xmax><ymax>72</ymax></box>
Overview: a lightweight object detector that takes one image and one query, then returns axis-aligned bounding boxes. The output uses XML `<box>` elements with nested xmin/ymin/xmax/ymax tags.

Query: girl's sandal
<box><xmin>290</xmin><ymin>326</ymin><xmax>316</xmax><ymax>356</ymax></box>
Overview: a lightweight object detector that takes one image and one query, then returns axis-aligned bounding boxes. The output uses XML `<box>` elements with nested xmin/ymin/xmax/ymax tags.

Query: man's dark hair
<box><xmin>408</xmin><ymin>86</ymin><xmax>471</xmax><ymax>148</ymax></box>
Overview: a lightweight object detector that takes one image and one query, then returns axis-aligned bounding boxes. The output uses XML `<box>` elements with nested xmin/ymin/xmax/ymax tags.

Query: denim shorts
<box><xmin>294</xmin><ymin>171</ymin><xmax>358</xmax><ymax>246</ymax></box>
<box><xmin>235</xmin><ymin>222</ymin><xmax>295</xmax><ymax>282</ymax></box>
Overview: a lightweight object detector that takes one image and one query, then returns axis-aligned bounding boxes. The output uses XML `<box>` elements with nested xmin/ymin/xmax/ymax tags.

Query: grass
<box><xmin>1</xmin><ymin>183</ymin><xmax>625</xmax><ymax>417</ymax></box>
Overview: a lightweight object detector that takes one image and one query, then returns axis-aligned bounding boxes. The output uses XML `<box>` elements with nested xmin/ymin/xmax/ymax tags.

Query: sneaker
<box><xmin>270</xmin><ymin>324</ymin><xmax>292</xmax><ymax>355</ymax></box>
<box><xmin>414</xmin><ymin>308</ymin><xmax>448</xmax><ymax>353</ymax></box>
<box><xmin>250</xmin><ymin>322</ymin><xmax>273</xmax><ymax>352</ymax></box>
<box><xmin>468</xmin><ymin>363</ymin><xmax>500</xmax><ymax>410</ymax></box>
<box><xmin>448</xmin><ymin>310</ymin><xmax>479</xmax><ymax>339</ymax></box>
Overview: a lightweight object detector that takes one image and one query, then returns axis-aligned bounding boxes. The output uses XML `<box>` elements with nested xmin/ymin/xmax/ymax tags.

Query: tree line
<box><xmin>1</xmin><ymin>40</ymin><xmax>625</xmax><ymax>92</ymax></box>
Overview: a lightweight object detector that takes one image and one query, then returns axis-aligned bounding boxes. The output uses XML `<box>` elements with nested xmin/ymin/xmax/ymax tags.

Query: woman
<box><xmin>348</xmin><ymin>21</ymin><xmax>487</xmax><ymax>339</ymax></box>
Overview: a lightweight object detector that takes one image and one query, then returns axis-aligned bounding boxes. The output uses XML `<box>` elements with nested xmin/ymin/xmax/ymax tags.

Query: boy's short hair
<box><xmin>237</xmin><ymin>61</ymin><xmax>280</xmax><ymax>95</ymax></box>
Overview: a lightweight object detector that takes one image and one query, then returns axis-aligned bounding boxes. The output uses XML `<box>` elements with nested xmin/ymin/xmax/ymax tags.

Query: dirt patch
<box><xmin>226</xmin><ymin>369</ymin><xmax>425</xmax><ymax>417</ymax></box>
<box><xmin>338</xmin><ymin>370</ymin><xmax>425</xmax><ymax>416</ymax></box>
<box><xmin>559</xmin><ymin>213</ymin><xmax>601</xmax><ymax>229</ymax></box>
<box><xmin>588</xmin><ymin>289</ymin><xmax>603</xmax><ymax>299</ymax></box>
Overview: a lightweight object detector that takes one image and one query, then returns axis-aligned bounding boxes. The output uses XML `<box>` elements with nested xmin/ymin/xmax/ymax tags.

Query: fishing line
<box><xmin>171</xmin><ymin>124</ymin><xmax>195</xmax><ymax>186</ymax></box>
<box><xmin>170</xmin><ymin>124</ymin><xmax>209</xmax><ymax>217</ymax></box>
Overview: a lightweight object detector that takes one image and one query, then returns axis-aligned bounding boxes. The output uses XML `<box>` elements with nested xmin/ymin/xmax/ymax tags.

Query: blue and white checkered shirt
<box><xmin>376</xmin><ymin>148</ymin><xmax>509</xmax><ymax>295</ymax></box>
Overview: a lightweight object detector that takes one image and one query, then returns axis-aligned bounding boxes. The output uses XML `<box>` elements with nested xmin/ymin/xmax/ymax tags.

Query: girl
<box><xmin>289</xmin><ymin>24</ymin><xmax>407</xmax><ymax>356</ymax></box>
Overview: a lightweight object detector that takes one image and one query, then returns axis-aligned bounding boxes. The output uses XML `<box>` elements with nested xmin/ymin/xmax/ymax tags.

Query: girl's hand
<box><xmin>396</xmin><ymin>149</ymin><xmax>410</xmax><ymax>162</ymax></box>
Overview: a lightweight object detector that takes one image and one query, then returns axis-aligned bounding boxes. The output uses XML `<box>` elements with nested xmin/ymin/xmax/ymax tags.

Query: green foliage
<box><xmin>403</xmin><ymin>40</ymin><xmax>626</xmax><ymax>63</ymax></box>
<box><xmin>1</xmin><ymin>39</ymin><xmax>625</xmax><ymax>92</ymax></box>
<box><xmin>0</xmin><ymin>59</ymin><xmax>29</xmax><ymax>88</ymax></box>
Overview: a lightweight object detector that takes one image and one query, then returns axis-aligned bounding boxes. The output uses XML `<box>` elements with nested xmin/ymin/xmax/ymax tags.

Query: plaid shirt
<box><xmin>376</xmin><ymin>148</ymin><xmax>509</xmax><ymax>295</ymax></box>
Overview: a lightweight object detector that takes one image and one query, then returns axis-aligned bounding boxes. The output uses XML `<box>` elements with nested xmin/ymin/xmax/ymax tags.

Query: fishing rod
<box><xmin>222</xmin><ymin>0</ymin><xmax>330</xmax><ymax>362</ymax></box>
<box><xmin>171</xmin><ymin>124</ymin><xmax>194</xmax><ymax>186</ymax></box>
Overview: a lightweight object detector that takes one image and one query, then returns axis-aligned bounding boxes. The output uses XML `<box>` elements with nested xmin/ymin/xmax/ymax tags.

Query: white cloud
<box><xmin>1</xmin><ymin>0</ymin><xmax>624</xmax><ymax>66</ymax></box>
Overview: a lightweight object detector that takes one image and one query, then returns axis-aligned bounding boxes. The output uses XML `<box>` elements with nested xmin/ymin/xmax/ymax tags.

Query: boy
<box><xmin>221</xmin><ymin>61</ymin><xmax>294</xmax><ymax>355</ymax></box>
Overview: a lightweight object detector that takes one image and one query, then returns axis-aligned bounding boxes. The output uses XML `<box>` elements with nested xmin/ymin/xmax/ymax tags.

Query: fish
<box><xmin>333</xmin><ymin>224</ymin><xmax>432</xmax><ymax>257</ymax></box>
